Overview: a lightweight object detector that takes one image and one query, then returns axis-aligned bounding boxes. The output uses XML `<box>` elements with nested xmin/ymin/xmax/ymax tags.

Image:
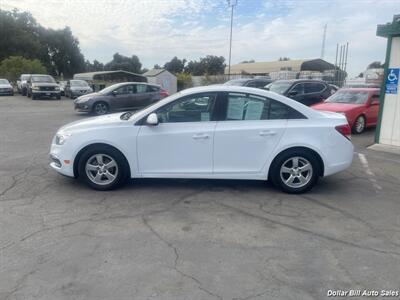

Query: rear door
<box><xmin>213</xmin><ymin>92</ymin><xmax>289</xmax><ymax>175</ymax></box>
<box><xmin>128</xmin><ymin>84</ymin><xmax>152</xmax><ymax>109</ymax></box>
<box><xmin>302</xmin><ymin>82</ymin><xmax>327</xmax><ymax>105</ymax></box>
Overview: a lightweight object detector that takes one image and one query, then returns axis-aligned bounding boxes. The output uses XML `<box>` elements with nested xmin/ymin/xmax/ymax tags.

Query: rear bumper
<box><xmin>33</xmin><ymin>91</ymin><xmax>60</xmax><ymax>97</ymax></box>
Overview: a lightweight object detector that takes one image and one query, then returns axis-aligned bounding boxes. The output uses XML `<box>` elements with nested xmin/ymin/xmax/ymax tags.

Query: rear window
<box><xmin>326</xmin><ymin>91</ymin><xmax>369</xmax><ymax>104</ymax></box>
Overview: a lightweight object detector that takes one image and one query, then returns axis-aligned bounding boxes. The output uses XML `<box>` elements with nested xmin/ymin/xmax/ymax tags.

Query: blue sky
<box><xmin>2</xmin><ymin>0</ymin><xmax>399</xmax><ymax>76</ymax></box>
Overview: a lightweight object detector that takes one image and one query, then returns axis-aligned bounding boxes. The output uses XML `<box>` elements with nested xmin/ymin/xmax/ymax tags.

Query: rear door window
<box><xmin>304</xmin><ymin>82</ymin><xmax>325</xmax><ymax>94</ymax></box>
<box><xmin>289</xmin><ymin>83</ymin><xmax>304</xmax><ymax>95</ymax></box>
<box><xmin>136</xmin><ymin>84</ymin><xmax>147</xmax><ymax>93</ymax></box>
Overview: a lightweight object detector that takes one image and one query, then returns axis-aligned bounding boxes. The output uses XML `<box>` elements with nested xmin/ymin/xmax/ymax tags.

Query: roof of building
<box><xmin>143</xmin><ymin>68</ymin><xmax>176</xmax><ymax>77</ymax></box>
<box><xmin>225</xmin><ymin>59</ymin><xmax>335</xmax><ymax>75</ymax></box>
<box><xmin>73</xmin><ymin>70</ymin><xmax>146</xmax><ymax>81</ymax></box>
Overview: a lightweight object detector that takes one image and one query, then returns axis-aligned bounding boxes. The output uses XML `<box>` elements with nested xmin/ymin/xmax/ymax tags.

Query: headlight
<box><xmin>55</xmin><ymin>133</ymin><xmax>71</xmax><ymax>145</ymax></box>
<box><xmin>32</xmin><ymin>86</ymin><xmax>40</xmax><ymax>90</ymax></box>
<box><xmin>55</xmin><ymin>86</ymin><xmax>60</xmax><ymax>91</ymax></box>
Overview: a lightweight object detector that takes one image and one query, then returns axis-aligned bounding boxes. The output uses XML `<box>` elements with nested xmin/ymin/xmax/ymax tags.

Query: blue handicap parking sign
<box><xmin>385</xmin><ymin>68</ymin><xmax>399</xmax><ymax>94</ymax></box>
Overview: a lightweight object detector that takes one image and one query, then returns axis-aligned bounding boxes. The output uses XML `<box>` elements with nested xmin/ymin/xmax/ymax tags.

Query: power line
<box><xmin>227</xmin><ymin>0</ymin><xmax>237</xmax><ymax>79</ymax></box>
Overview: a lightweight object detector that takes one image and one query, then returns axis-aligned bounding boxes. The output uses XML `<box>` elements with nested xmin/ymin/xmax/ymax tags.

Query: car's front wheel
<box><xmin>270</xmin><ymin>149</ymin><xmax>320</xmax><ymax>194</ymax></box>
<box><xmin>352</xmin><ymin>115</ymin><xmax>365</xmax><ymax>134</ymax></box>
<box><xmin>93</xmin><ymin>102</ymin><xmax>109</xmax><ymax>115</ymax></box>
<box><xmin>78</xmin><ymin>146</ymin><xmax>129</xmax><ymax>191</ymax></box>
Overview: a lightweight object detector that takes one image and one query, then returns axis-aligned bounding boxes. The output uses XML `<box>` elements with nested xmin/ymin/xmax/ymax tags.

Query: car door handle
<box><xmin>192</xmin><ymin>133</ymin><xmax>210</xmax><ymax>140</ymax></box>
<box><xmin>259</xmin><ymin>130</ymin><xmax>276</xmax><ymax>137</ymax></box>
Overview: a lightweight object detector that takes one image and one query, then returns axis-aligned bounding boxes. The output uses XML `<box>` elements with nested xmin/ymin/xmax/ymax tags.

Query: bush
<box><xmin>0</xmin><ymin>56</ymin><xmax>47</xmax><ymax>82</ymax></box>
<box><xmin>176</xmin><ymin>72</ymin><xmax>192</xmax><ymax>91</ymax></box>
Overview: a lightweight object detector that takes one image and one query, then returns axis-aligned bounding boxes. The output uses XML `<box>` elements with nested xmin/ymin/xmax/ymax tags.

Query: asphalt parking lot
<box><xmin>0</xmin><ymin>95</ymin><xmax>399</xmax><ymax>300</ymax></box>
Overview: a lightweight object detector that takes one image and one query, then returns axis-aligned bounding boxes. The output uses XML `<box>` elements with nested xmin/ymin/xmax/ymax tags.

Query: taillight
<box><xmin>335</xmin><ymin>124</ymin><xmax>351</xmax><ymax>140</ymax></box>
<box><xmin>160</xmin><ymin>89</ymin><xmax>169</xmax><ymax>98</ymax></box>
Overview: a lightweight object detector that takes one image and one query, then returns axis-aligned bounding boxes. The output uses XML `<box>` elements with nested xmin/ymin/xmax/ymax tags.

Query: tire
<box><xmin>78</xmin><ymin>145</ymin><xmax>129</xmax><ymax>191</ymax></box>
<box><xmin>93</xmin><ymin>102</ymin><xmax>109</xmax><ymax>115</ymax></box>
<box><xmin>269</xmin><ymin>149</ymin><xmax>320</xmax><ymax>194</ymax></box>
<box><xmin>22</xmin><ymin>89</ymin><xmax>26</xmax><ymax>96</ymax></box>
<box><xmin>352</xmin><ymin>115</ymin><xmax>365</xmax><ymax>134</ymax></box>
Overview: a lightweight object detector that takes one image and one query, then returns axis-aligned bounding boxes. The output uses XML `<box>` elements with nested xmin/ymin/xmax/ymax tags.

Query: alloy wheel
<box><xmin>85</xmin><ymin>154</ymin><xmax>118</xmax><ymax>186</ymax></box>
<box><xmin>94</xmin><ymin>103</ymin><xmax>108</xmax><ymax>115</ymax></box>
<box><xmin>354</xmin><ymin>116</ymin><xmax>365</xmax><ymax>133</ymax></box>
<box><xmin>280</xmin><ymin>156</ymin><xmax>313</xmax><ymax>188</ymax></box>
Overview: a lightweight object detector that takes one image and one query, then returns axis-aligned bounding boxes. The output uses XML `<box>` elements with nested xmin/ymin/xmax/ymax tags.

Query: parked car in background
<box><xmin>0</xmin><ymin>79</ymin><xmax>14</xmax><ymax>96</ymax></box>
<box><xmin>74</xmin><ymin>82</ymin><xmax>167</xmax><ymax>115</ymax></box>
<box><xmin>51</xmin><ymin>85</ymin><xmax>353</xmax><ymax>194</ymax></box>
<box><xmin>65</xmin><ymin>80</ymin><xmax>93</xmax><ymax>99</ymax></box>
<box><xmin>265</xmin><ymin>79</ymin><xmax>332</xmax><ymax>106</ymax></box>
<box><xmin>27</xmin><ymin>74</ymin><xmax>61</xmax><ymax>100</ymax></box>
<box><xmin>224</xmin><ymin>78</ymin><xmax>273</xmax><ymax>88</ymax></box>
<box><xmin>312</xmin><ymin>88</ymin><xmax>380</xmax><ymax>134</ymax></box>
<box><xmin>17</xmin><ymin>74</ymin><xmax>30</xmax><ymax>95</ymax></box>
<box><xmin>59</xmin><ymin>81</ymin><xmax>67</xmax><ymax>96</ymax></box>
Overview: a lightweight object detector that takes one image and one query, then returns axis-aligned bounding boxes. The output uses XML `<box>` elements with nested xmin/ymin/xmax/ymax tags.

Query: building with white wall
<box><xmin>144</xmin><ymin>69</ymin><xmax>177</xmax><ymax>95</ymax></box>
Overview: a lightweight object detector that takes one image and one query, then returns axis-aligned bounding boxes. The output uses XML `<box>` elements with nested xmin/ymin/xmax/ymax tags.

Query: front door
<box><xmin>213</xmin><ymin>92</ymin><xmax>287</xmax><ymax>174</ymax></box>
<box><xmin>137</xmin><ymin>92</ymin><xmax>218</xmax><ymax>175</ymax></box>
<box><xmin>110</xmin><ymin>84</ymin><xmax>134</xmax><ymax>110</ymax></box>
<box><xmin>366</xmin><ymin>93</ymin><xmax>380</xmax><ymax>125</ymax></box>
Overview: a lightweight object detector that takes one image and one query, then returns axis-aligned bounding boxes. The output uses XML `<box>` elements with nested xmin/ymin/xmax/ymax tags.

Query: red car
<box><xmin>312</xmin><ymin>88</ymin><xmax>380</xmax><ymax>134</ymax></box>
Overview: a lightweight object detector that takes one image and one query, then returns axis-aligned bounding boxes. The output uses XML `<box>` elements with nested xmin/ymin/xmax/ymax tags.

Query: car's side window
<box><xmin>156</xmin><ymin>93</ymin><xmax>217</xmax><ymax>123</ymax></box>
<box><xmin>290</xmin><ymin>83</ymin><xmax>304</xmax><ymax>95</ymax></box>
<box><xmin>304</xmin><ymin>83</ymin><xmax>325</xmax><ymax>94</ymax></box>
<box><xmin>226</xmin><ymin>93</ymin><xmax>270</xmax><ymax>120</ymax></box>
<box><xmin>224</xmin><ymin>93</ymin><xmax>306</xmax><ymax>121</ymax></box>
<box><xmin>136</xmin><ymin>84</ymin><xmax>147</xmax><ymax>93</ymax></box>
<box><xmin>115</xmin><ymin>85</ymin><xmax>134</xmax><ymax>95</ymax></box>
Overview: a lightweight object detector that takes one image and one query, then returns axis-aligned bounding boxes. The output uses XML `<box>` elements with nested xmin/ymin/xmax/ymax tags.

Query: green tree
<box><xmin>105</xmin><ymin>53</ymin><xmax>142</xmax><ymax>73</ymax></box>
<box><xmin>367</xmin><ymin>61</ymin><xmax>384</xmax><ymax>69</ymax></box>
<box><xmin>202</xmin><ymin>55</ymin><xmax>225</xmax><ymax>75</ymax></box>
<box><xmin>184</xmin><ymin>60</ymin><xmax>205</xmax><ymax>75</ymax></box>
<box><xmin>0</xmin><ymin>56</ymin><xmax>46</xmax><ymax>81</ymax></box>
<box><xmin>85</xmin><ymin>59</ymin><xmax>105</xmax><ymax>72</ymax></box>
<box><xmin>164</xmin><ymin>57</ymin><xmax>186</xmax><ymax>74</ymax></box>
<box><xmin>176</xmin><ymin>72</ymin><xmax>192</xmax><ymax>91</ymax></box>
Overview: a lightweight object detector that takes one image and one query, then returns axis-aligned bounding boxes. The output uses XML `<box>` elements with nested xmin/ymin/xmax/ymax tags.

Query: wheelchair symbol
<box><xmin>388</xmin><ymin>69</ymin><xmax>398</xmax><ymax>82</ymax></box>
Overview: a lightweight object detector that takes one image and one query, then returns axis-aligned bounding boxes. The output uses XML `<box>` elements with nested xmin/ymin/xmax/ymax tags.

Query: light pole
<box><xmin>227</xmin><ymin>0</ymin><xmax>237</xmax><ymax>79</ymax></box>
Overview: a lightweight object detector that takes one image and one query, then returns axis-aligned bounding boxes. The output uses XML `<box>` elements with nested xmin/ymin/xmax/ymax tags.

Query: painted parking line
<box><xmin>357</xmin><ymin>153</ymin><xmax>383</xmax><ymax>191</ymax></box>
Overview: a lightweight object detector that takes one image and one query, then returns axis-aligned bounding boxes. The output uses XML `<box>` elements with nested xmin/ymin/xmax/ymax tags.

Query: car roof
<box><xmin>272</xmin><ymin>79</ymin><xmax>326</xmax><ymax>84</ymax></box>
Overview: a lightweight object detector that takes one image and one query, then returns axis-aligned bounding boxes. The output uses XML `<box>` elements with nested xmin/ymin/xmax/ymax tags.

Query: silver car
<box><xmin>0</xmin><ymin>79</ymin><xmax>13</xmax><ymax>96</ymax></box>
<box><xmin>17</xmin><ymin>74</ymin><xmax>30</xmax><ymax>95</ymax></box>
<box><xmin>65</xmin><ymin>80</ymin><xmax>93</xmax><ymax>99</ymax></box>
<box><xmin>74</xmin><ymin>82</ymin><xmax>166</xmax><ymax>115</ymax></box>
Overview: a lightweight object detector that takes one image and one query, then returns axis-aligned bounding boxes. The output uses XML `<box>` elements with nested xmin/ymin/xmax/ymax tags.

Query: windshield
<box><xmin>325</xmin><ymin>91</ymin><xmax>369</xmax><ymax>104</ymax></box>
<box><xmin>0</xmin><ymin>79</ymin><xmax>9</xmax><ymax>84</ymax></box>
<box><xmin>71</xmin><ymin>80</ymin><xmax>89</xmax><ymax>87</ymax></box>
<box><xmin>31</xmin><ymin>75</ymin><xmax>55</xmax><ymax>83</ymax></box>
<box><xmin>223</xmin><ymin>79</ymin><xmax>247</xmax><ymax>86</ymax></box>
<box><xmin>268</xmin><ymin>82</ymin><xmax>292</xmax><ymax>94</ymax></box>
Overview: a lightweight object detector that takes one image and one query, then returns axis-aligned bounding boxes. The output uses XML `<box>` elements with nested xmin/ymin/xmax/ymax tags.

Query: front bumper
<box><xmin>49</xmin><ymin>144</ymin><xmax>75</xmax><ymax>177</ymax></box>
<box><xmin>0</xmin><ymin>89</ymin><xmax>13</xmax><ymax>95</ymax></box>
<box><xmin>74</xmin><ymin>102</ymin><xmax>92</xmax><ymax>112</ymax></box>
<box><xmin>33</xmin><ymin>90</ymin><xmax>61</xmax><ymax>97</ymax></box>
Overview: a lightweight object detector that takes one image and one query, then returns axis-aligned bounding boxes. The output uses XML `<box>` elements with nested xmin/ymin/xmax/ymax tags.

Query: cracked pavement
<box><xmin>0</xmin><ymin>95</ymin><xmax>399</xmax><ymax>300</ymax></box>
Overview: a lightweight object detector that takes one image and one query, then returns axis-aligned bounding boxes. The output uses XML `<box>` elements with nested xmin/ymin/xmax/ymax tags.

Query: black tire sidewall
<box><xmin>270</xmin><ymin>149</ymin><xmax>320</xmax><ymax>194</ymax></box>
<box><xmin>78</xmin><ymin>146</ymin><xmax>128</xmax><ymax>191</ymax></box>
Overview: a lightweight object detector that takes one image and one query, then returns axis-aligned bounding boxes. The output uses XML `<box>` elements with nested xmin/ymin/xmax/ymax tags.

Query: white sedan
<box><xmin>50</xmin><ymin>86</ymin><xmax>353</xmax><ymax>193</ymax></box>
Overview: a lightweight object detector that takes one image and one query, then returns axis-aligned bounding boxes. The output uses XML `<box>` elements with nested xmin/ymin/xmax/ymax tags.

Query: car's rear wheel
<box><xmin>270</xmin><ymin>149</ymin><xmax>320</xmax><ymax>194</ymax></box>
<box><xmin>93</xmin><ymin>102</ymin><xmax>109</xmax><ymax>115</ymax></box>
<box><xmin>78</xmin><ymin>146</ymin><xmax>129</xmax><ymax>191</ymax></box>
<box><xmin>352</xmin><ymin>115</ymin><xmax>365</xmax><ymax>134</ymax></box>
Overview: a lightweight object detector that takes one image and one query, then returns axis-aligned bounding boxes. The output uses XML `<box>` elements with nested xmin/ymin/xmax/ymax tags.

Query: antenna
<box><xmin>321</xmin><ymin>24</ymin><xmax>327</xmax><ymax>59</ymax></box>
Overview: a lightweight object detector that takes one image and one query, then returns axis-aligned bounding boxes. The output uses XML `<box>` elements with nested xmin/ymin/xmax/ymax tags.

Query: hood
<box><xmin>31</xmin><ymin>82</ymin><xmax>59</xmax><ymax>87</ymax></box>
<box><xmin>312</xmin><ymin>102</ymin><xmax>363</xmax><ymax>112</ymax></box>
<box><xmin>58</xmin><ymin>113</ymin><xmax>126</xmax><ymax>134</ymax></box>
<box><xmin>0</xmin><ymin>84</ymin><xmax>12</xmax><ymax>88</ymax></box>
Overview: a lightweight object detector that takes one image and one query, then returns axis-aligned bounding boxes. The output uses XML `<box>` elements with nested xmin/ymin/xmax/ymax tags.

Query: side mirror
<box><xmin>146</xmin><ymin>113</ymin><xmax>158</xmax><ymax>126</ymax></box>
<box><xmin>112</xmin><ymin>90</ymin><xmax>117</xmax><ymax>96</ymax></box>
<box><xmin>288</xmin><ymin>90</ymin><xmax>298</xmax><ymax>97</ymax></box>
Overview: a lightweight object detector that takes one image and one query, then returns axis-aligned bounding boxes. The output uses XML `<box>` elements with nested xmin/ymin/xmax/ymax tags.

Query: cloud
<box><xmin>1</xmin><ymin>0</ymin><xmax>397</xmax><ymax>76</ymax></box>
